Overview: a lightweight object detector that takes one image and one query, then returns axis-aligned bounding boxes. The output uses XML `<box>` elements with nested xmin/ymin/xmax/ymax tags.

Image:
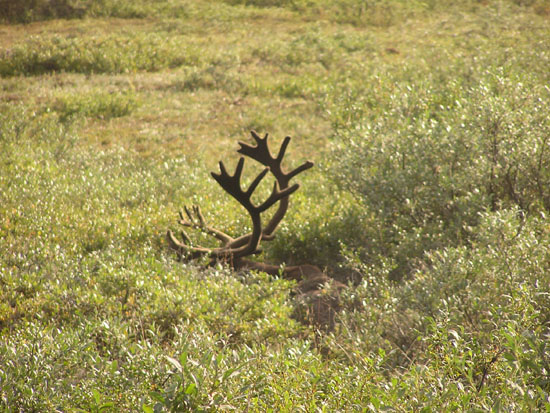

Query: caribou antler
<box><xmin>237</xmin><ymin>131</ymin><xmax>314</xmax><ymax>237</ymax></box>
<box><xmin>167</xmin><ymin>131</ymin><xmax>314</xmax><ymax>265</ymax></box>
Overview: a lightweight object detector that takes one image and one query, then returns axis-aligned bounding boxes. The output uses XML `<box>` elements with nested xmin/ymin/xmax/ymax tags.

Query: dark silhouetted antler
<box><xmin>237</xmin><ymin>131</ymin><xmax>314</xmax><ymax>237</ymax></box>
<box><xmin>166</xmin><ymin>131</ymin><xmax>313</xmax><ymax>265</ymax></box>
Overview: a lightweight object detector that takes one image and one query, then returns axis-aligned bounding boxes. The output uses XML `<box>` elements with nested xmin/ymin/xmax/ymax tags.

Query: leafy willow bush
<box><xmin>328</xmin><ymin>68</ymin><xmax>550</xmax><ymax>279</ymax></box>
<box><xmin>327</xmin><ymin>208</ymin><xmax>550</xmax><ymax>409</ymax></box>
<box><xmin>223</xmin><ymin>0</ymin><xmax>549</xmax><ymax>26</ymax></box>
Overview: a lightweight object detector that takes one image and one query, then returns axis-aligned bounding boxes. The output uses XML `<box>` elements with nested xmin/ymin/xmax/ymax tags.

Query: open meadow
<box><xmin>1</xmin><ymin>0</ymin><xmax>550</xmax><ymax>410</ymax></box>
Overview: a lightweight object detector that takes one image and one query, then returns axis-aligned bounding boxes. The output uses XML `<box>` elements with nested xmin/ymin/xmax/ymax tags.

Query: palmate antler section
<box><xmin>167</xmin><ymin>132</ymin><xmax>313</xmax><ymax>264</ymax></box>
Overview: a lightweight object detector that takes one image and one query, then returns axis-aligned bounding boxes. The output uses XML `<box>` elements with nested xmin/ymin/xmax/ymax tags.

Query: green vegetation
<box><xmin>1</xmin><ymin>0</ymin><xmax>549</xmax><ymax>410</ymax></box>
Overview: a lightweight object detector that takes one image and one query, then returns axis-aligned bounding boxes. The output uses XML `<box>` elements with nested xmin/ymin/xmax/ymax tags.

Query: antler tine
<box><xmin>180</xmin><ymin>205</ymin><xmax>195</xmax><ymax>222</ymax></box>
<box><xmin>287</xmin><ymin>160</ymin><xmax>314</xmax><ymax>181</ymax></box>
<box><xmin>173</xmin><ymin>205</ymin><xmax>233</xmax><ymax>248</ymax></box>
<box><xmin>166</xmin><ymin>229</ymin><xmax>218</xmax><ymax>257</ymax></box>
<box><xmin>212</xmin><ymin>157</ymin><xmax>281</xmax><ymax>214</ymax></box>
<box><xmin>275</xmin><ymin>136</ymin><xmax>291</xmax><ymax>163</ymax></box>
<box><xmin>246</xmin><ymin>167</ymin><xmax>270</xmax><ymax>197</ymax></box>
<box><xmin>211</xmin><ymin>158</ymin><xmax>250</xmax><ymax>208</ymax></box>
<box><xmin>258</xmin><ymin>182</ymin><xmax>299</xmax><ymax>212</ymax></box>
<box><xmin>193</xmin><ymin>205</ymin><xmax>207</xmax><ymax>227</ymax></box>
<box><xmin>180</xmin><ymin>230</ymin><xmax>192</xmax><ymax>245</ymax></box>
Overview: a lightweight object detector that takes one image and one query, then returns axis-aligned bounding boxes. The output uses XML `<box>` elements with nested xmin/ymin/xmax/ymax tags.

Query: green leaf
<box><xmin>165</xmin><ymin>355</ymin><xmax>182</xmax><ymax>373</ymax></box>
<box><xmin>185</xmin><ymin>382</ymin><xmax>197</xmax><ymax>395</ymax></box>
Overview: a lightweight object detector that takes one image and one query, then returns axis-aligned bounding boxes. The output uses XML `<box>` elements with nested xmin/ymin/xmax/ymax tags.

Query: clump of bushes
<box><xmin>324</xmin><ymin>208</ymin><xmax>550</xmax><ymax>409</ymax></box>
<box><xmin>327</xmin><ymin>68</ymin><xmax>550</xmax><ymax>280</ymax></box>
<box><xmin>296</xmin><ymin>39</ymin><xmax>550</xmax><ymax>408</ymax></box>
<box><xmin>51</xmin><ymin>90</ymin><xmax>139</xmax><ymax>122</ymax></box>
<box><xmin>0</xmin><ymin>33</ymin><xmax>201</xmax><ymax>77</ymax></box>
<box><xmin>0</xmin><ymin>0</ymin><xmax>85</xmax><ymax>23</ymax></box>
<box><xmin>0</xmin><ymin>0</ymin><xmax>154</xmax><ymax>23</ymax></box>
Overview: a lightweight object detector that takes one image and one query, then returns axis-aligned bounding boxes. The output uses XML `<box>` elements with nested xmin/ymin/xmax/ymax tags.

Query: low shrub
<box><xmin>0</xmin><ymin>0</ymin><xmax>158</xmax><ymax>23</ymax></box>
<box><xmin>328</xmin><ymin>67</ymin><xmax>550</xmax><ymax>279</ymax></box>
<box><xmin>0</xmin><ymin>34</ymin><xmax>201</xmax><ymax>77</ymax></box>
<box><xmin>50</xmin><ymin>90</ymin><xmax>139</xmax><ymax>122</ymax></box>
<box><xmin>326</xmin><ymin>209</ymin><xmax>550</xmax><ymax>409</ymax></box>
<box><xmin>0</xmin><ymin>0</ymin><xmax>85</xmax><ymax>23</ymax></box>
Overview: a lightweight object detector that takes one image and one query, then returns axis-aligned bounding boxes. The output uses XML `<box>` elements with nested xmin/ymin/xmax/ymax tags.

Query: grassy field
<box><xmin>1</xmin><ymin>0</ymin><xmax>550</xmax><ymax>410</ymax></box>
